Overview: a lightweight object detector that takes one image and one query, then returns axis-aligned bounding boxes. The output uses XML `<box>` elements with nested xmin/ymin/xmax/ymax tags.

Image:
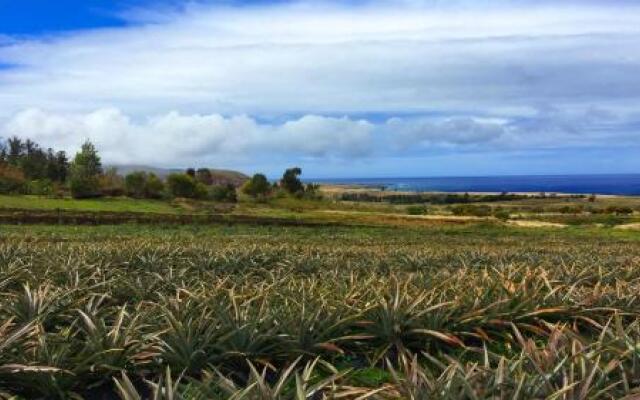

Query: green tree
<box><xmin>125</xmin><ymin>171</ymin><xmax>148</xmax><ymax>198</ymax></box>
<box><xmin>70</xmin><ymin>140</ymin><xmax>103</xmax><ymax>198</ymax></box>
<box><xmin>211</xmin><ymin>183</ymin><xmax>237</xmax><ymax>202</ymax></box>
<box><xmin>144</xmin><ymin>173</ymin><xmax>165</xmax><ymax>199</ymax></box>
<box><xmin>167</xmin><ymin>173</ymin><xmax>198</xmax><ymax>198</ymax></box>
<box><xmin>242</xmin><ymin>173</ymin><xmax>271</xmax><ymax>198</ymax></box>
<box><xmin>280</xmin><ymin>167</ymin><xmax>304</xmax><ymax>195</ymax></box>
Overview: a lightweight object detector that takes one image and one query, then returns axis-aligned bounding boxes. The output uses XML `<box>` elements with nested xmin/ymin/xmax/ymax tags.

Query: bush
<box><xmin>167</xmin><ymin>173</ymin><xmax>198</xmax><ymax>198</ymax></box>
<box><xmin>493</xmin><ymin>209</ymin><xmax>510</xmax><ymax>221</ymax></box>
<box><xmin>26</xmin><ymin>179</ymin><xmax>53</xmax><ymax>195</ymax></box>
<box><xmin>242</xmin><ymin>174</ymin><xmax>271</xmax><ymax>198</ymax></box>
<box><xmin>125</xmin><ymin>171</ymin><xmax>148</xmax><ymax>198</ymax></box>
<box><xmin>210</xmin><ymin>184</ymin><xmax>237</xmax><ymax>202</ymax></box>
<box><xmin>450</xmin><ymin>204</ymin><xmax>492</xmax><ymax>217</ymax></box>
<box><xmin>406</xmin><ymin>205</ymin><xmax>428</xmax><ymax>215</ymax></box>
<box><xmin>70</xmin><ymin>176</ymin><xmax>102</xmax><ymax>199</ymax></box>
<box><xmin>194</xmin><ymin>182</ymin><xmax>209</xmax><ymax>200</ymax></box>
<box><xmin>0</xmin><ymin>164</ymin><xmax>26</xmax><ymax>194</ymax></box>
<box><xmin>99</xmin><ymin>168</ymin><xmax>125</xmax><ymax>197</ymax></box>
<box><xmin>144</xmin><ymin>173</ymin><xmax>165</xmax><ymax>199</ymax></box>
<box><xmin>125</xmin><ymin>171</ymin><xmax>166</xmax><ymax>199</ymax></box>
<box><xmin>605</xmin><ymin>206</ymin><xmax>633</xmax><ymax>215</ymax></box>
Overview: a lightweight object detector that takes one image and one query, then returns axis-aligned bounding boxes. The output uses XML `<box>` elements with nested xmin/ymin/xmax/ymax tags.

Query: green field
<box><xmin>1</xmin><ymin>221</ymin><xmax>640</xmax><ymax>398</ymax></box>
<box><xmin>0</xmin><ymin>194</ymin><xmax>182</xmax><ymax>214</ymax></box>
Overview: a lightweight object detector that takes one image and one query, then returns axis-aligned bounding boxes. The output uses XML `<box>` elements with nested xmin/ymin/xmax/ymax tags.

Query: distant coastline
<box><xmin>308</xmin><ymin>174</ymin><xmax>640</xmax><ymax>196</ymax></box>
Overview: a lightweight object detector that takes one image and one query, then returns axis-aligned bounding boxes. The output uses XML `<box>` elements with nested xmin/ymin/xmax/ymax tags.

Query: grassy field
<box><xmin>0</xmin><ymin>194</ymin><xmax>182</xmax><ymax>214</ymax></box>
<box><xmin>1</xmin><ymin>222</ymin><xmax>640</xmax><ymax>398</ymax></box>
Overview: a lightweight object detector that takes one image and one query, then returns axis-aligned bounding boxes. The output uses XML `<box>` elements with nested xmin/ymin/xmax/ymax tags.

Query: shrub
<box><xmin>99</xmin><ymin>168</ymin><xmax>125</xmax><ymax>197</ymax></box>
<box><xmin>0</xmin><ymin>163</ymin><xmax>26</xmax><ymax>194</ymax></box>
<box><xmin>167</xmin><ymin>173</ymin><xmax>198</xmax><ymax>198</ymax></box>
<box><xmin>125</xmin><ymin>171</ymin><xmax>148</xmax><ymax>198</ymax></box>
<box><xmin>406</xmin><ymin>205</ymin><xmax>428</xmax><ymax>215</ymax></box>
<box><xmin>26</xmin><ymin>179</ymin><xmax>53</xmax><ymax>195</ymax></box>
<box><xmin>210</xmin><ymin>184</ymin><xmax>237</xmax><ymax>202</ymax></box>
<box><xmin>242</xmin><ymin>173</ymin><xmax>271</xmax><ymax>198</ymax></box>
<box><xmin>194</xmin><ymin>182</ymin><xmax>209</xmax><ymax>200</ymax></box>
<box><xmin>144</xmin><ymin>173</ymin><xmax>165</xmax><ymax>199</ymax></box>
<box><xmin>70</xmin><ymin>176</ymin><xmax>102</xmax><ymax>198</ymax></box>
<box><xmin>605</xmin><ymin>206</ymin><xmax>633</xmax><ymax>215</ymax></box>
<box><xmin>493</xmin><ymin>209</ymin><xmax>510</xmax><ymax>221</ymax></box>
<box><xmin>450</xmin><ymin>204</ymin><xmax>492</xmax><ymax>217</ymax></box>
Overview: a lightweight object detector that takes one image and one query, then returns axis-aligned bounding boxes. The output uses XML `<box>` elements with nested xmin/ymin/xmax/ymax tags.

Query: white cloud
<box><xmin>0</xmin><ymin>2</ymin><xmax>639</xmax><ymax>118</ymax></box>
<box><xmin>2</xmin><ymin>108</ymin><xmax>374</xmax><ymax>166</ymax></box>
<box><xmin>1</xmin><ymin>1</ymin><xmax>640</xmax><ymax>173</ymax></box>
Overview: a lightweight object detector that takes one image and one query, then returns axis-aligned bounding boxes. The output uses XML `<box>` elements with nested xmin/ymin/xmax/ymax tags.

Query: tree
<box><xmin>144</xmin><ymin>173</ymin><xmax>165</xmax><ymax>199</ymax></box>
<box><xmin>242</xmin><ymin>173</ymin><xmax>271</xmax><ymax>198</ymax></box>
<box><xmin>70</xmin><ymin>140</ymin><xmax>103</xmax><ymax>198</ymax></box>
<box><xmin>125</xmin><ymin>171</ymin><xmax>148</xmax><ymax>198</ymax></box>
<box><xmin>186</xmin><ymin>168</ymin><xmax>196</xmax><ymax>178</ymax></box>
<box><xmin>280</xmin><ymin>167</ymin><xmax>304</xmax><ymax>194</ymax></box>
<box><xmin>46</xmin><ymin>149</ymin><xmax>68</xmax><ymax>182</ymax></box>
<box><xmin>7</xmin><ymin>136</ymin><xmax>23</xmax><ymax>166</ymax></box>
<box><xmin>211</xmin><ymin>183</ymin><xmax>237</xmax><ymax>202</ymax></box>
<box><xmin>167</xmin><ymin>173</ymin><xmax>198</xmax><ymax>198</ymax></box>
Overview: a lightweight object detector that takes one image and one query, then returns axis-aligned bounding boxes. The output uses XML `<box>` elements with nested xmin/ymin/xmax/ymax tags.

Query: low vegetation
<box><xmin>1</xmin><ymin>224</ymin><xmax>640</xmax><ymax>398</ymax></box>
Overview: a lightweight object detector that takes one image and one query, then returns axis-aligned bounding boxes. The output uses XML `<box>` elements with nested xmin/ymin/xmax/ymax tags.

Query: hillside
<box><xmin>112</xmin><ymin>164</ymin><xmax>249</xmax><ymax>186</ymax></box>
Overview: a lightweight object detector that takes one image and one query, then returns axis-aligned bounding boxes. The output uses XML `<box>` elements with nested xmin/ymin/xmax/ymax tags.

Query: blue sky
<box><xmin>1</xmin><ymin>0</ymin><xmax>639</xmax><ymax>177</ymax></box>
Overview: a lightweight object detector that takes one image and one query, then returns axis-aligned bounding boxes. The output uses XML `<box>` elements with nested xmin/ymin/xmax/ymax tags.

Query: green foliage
<box><xmin>493</xmin><ymin>208</ymin><xmax>510</xmax><ymax>221</ymax></box>
<box><xmin>124</xmin><ymin>171</ymin><xmax>147</xmax><ymax>198</ymax></box>
<box><xmin>450</xmin><ymin>204</ymin><xmax>492</xmax><ymax>217</ymax></box>
<box><xmin>70</xmin><ymin>140</ymin><xmax>103</xmax><ymax>199</ymax></box>
<box><xmin>194</xmin><ymin>182</ymin><xmax>209</xmax><ymax>200</ymax></box>
<box><xmin>210</xmin><ymin>184</ymin><xmax>237</xmax><ymax>202</ymax></box>
<box><xmin>70</xmin><ymin>175</ymin><xmax>102</xmax><ymax>199</ymax></box>
<box><xmin>99</xmin><ymin>167</ymin><xmax>125</xmax><ymax>197</ymax></box>
<box><xmin>0</xmin><ymin>163</ymin><xmax>26</xmax><ymax>194</ymax></box>
<box><xmin>25</xmin><ymin>179</ymin><xmax>53</xmax><ymax>196</ymax></box>
<box><xmin>145</xmin><ymin>173</ymin><xmax>165</xmax><ymax>199</ymax></box>
<box><xmin>1</xmin><ymin>224</ymin><xmax>640</xmax><ymax>397</ymax></box>
<box><xmin>242</xmin><ymin>173</ymin><xmax>271</xmax><ymax>198</ymax></box>
<box><xmin>167</xmin><ymin>173</ymin><xmax>206</xmax><ymax>199</ymax></box>
<box><xmin>280</xmin><ymin>167</ymin><xmax>304</xmax><ymax>195</ymax></box>
<box><xmin>406</xmin><ymin>205</ymin><xmax>428</xmax><ymax>215</ymax></box>
<box><xmin>0</xmin><ymin>137</ymin><xmax>68</xmax><ymax>195</ymax></box>
<box><xmin>125</xmin><ymin>171</ymin><xmax>166</xmax><ymax>199</ymax></box>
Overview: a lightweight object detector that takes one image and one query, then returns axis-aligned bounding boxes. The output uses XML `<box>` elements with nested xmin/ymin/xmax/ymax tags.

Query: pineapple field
<box><xmin>1</xmin><ymin>223</ymin><xmax>640</xmax><ymax>399</ymax></box>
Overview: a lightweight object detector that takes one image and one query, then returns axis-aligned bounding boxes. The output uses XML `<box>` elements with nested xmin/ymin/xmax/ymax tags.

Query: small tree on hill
<box><xmin>242</xmin><ymin>173</ymin><xmax>270</xmax><ymax>198</ymax></box>
<box><xmin>280</xmin><ymin>167</ymin><xmax>304</xmax><ymax>195</ymax></box>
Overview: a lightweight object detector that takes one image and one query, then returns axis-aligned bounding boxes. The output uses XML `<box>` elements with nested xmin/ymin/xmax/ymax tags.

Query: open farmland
<box><xmin>1</xmin><ymin>223</ymin><xmax>640</xmax><ymax>398</ymax></box>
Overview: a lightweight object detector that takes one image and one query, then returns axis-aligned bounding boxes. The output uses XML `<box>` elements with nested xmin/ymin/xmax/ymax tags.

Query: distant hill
<box><xmin>111</xmin><ymin>165</ymin><xmax>249</xmax><ymax>186</ymax></box>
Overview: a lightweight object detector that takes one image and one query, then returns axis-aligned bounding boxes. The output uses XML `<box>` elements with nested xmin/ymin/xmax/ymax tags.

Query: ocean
<box><xmin>309</xmin><ymin>174</ymin><xmax>640</xmax><ymax>195</ymax></box>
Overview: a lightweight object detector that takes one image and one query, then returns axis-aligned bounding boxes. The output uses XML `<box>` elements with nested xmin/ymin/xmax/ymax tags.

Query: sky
<box><xmin>0</xmin><ymin>0</ymin><xmax>639</xmax><ymax>178</ymax></box>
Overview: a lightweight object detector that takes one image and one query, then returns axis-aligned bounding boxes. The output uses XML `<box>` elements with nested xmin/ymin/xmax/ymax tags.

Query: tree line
<box><xmin>0</xmin><ymin>136</ymin><xmax>318</xmax><ymax>201</ymax></box>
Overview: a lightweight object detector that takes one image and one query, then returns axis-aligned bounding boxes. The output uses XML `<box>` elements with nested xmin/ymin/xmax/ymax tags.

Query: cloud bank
<box><xmin>1</xmin><ymin>1</ymin><xmax>639</xmax><ymax>175</ymax></box>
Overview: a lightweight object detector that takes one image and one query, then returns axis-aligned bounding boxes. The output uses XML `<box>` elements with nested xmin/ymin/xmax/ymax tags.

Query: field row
<box><xmin>1</xmin><ymin>225</ymin><xmax>640</xmax><ymax>398</ymax></box>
